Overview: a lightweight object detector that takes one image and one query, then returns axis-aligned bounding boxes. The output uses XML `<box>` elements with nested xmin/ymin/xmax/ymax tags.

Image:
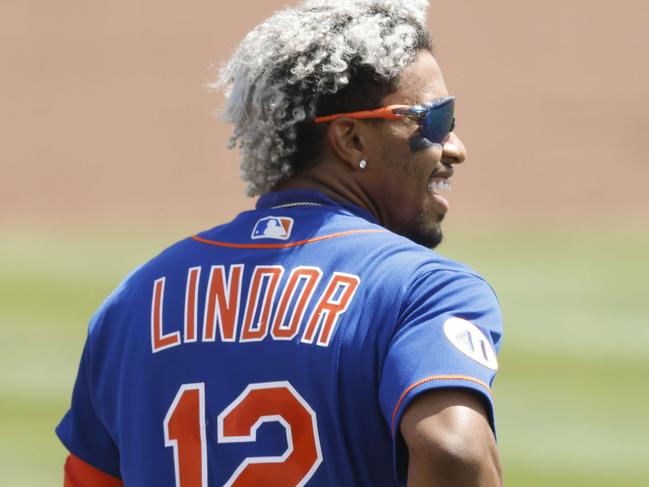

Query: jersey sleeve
<box><xmin>378</xmin><ymin>268</ymin><xmax>503</xmax><ymax>481</ymax></box>
<box><xmin>56</xmin><ymin>309</ymin><xmax>121</xmax><ymax>479</ymax></box>
<box><xmin>64</xmin><ymin>454</ymin><xmax>124</xmax><ymax>487</ymax></box>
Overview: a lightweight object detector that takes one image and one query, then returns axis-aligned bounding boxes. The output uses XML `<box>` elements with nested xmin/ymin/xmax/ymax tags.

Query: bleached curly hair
<box><xmin>214</xmin><ymin>0</ymin><xmax>432</xmax><ymax>196</ymax></box>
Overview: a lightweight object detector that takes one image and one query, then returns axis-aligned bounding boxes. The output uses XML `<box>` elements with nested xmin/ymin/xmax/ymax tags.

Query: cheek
<box><xmin>369</xmin><ymin>126</ymin><xmax>431</xmax><ymax>198</ymax></box>
<box><xmin>378</xmin><ymin>148</ymin><xmax>427</xmax><ymax>195</ymax></box>
<box><xmin>409</xmin><ymin>133</ymin><xmax>440</xmax><ymax>153</ymax></box>
<box><xmin>410</xmin><ymin>136</ymin><xmax>433</xmax><ymax>153</ymax></box>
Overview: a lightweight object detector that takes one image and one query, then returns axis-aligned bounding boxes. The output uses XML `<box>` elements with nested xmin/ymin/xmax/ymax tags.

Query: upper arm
<box><xmin>400</xmin><ymin>389</ymin><xmax>502</xmax><ymax>487</ymax></box>
<box><xmin>56</xmin><ymin>308</ymin><xmax>121</xmax><ymax>478</ymax></box>
<box><xmin>378</xmin><ymin>268</ymin><xmax>504</xmax><ymax>482</ymax></box>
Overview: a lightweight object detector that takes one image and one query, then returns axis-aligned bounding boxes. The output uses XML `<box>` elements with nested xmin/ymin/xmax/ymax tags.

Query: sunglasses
<box><xmin>314</xmin><ymin>96</ymin><xmax>456</xmax><ymax>145</ymax></box>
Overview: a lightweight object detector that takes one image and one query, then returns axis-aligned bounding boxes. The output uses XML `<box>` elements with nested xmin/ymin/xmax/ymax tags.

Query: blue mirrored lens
<box><xmin>420</xmin><ymin>96</ymin><xmax>455</xmax><ymax>144</ymax></box>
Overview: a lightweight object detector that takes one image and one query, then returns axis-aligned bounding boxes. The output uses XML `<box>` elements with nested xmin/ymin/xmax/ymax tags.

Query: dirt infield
<box><xmin>1</xmin><ymin>0</ymin><xmax>647</xmax><ymax>225</ymax></box>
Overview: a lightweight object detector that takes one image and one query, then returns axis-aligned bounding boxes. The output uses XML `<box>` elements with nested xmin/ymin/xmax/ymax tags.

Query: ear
<box><xmin>325</xmin><ymin>118</ymin><xmax>368</xmax><ymax>169</ymax></box>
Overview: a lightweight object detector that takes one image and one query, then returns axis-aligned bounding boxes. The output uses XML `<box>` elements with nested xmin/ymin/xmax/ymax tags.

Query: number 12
<box><xmin>163</xmin><ymin>381</ymin><xmax>322</xmax><ymax>487</ymax></box>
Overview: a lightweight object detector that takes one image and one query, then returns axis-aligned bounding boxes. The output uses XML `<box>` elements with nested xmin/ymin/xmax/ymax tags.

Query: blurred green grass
<box><xmin>1</xmin><ymin>223</ymin><xmax>648</xmax><ymax>485</ymax></box>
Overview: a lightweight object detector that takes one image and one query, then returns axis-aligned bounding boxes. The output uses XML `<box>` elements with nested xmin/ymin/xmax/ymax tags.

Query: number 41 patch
<box><xmin>443</xmin><ymin>317</ymin><xmax>499</xmax><ymax>370</ymax></box>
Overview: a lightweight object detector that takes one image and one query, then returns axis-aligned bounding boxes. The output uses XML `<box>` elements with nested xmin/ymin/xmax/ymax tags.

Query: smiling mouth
<box><xmin>427</xmin><ymin>179</ymin><xmax>452</xmax><ymax>192</ymax></box>
<box><xmin>426</xmin><ymin>176</ymin><xmax>452</xmax><ymax>213</ymax></box>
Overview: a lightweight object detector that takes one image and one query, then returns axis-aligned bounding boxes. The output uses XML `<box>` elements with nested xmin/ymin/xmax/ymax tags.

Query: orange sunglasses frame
<box><xmin>313</xmin><ymin>105</ymin><xmax>414</xmax><ymax>124</ymax></box>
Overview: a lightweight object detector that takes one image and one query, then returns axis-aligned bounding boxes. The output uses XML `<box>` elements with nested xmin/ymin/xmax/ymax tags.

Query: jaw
<box><xmin>387</xmin><ymin>192</ymin><xmax>445</xmax><ymax>249</ymax></box>
<box><xmin>374</xmin><ymin>171</ymin><xmax>448</xmax><ymax>248</ymax></box>
<box><xmin>410</xmin><ymin>188</ymin><xmax>447</xmax><ymax>248</ymax></box>
<box><xmin>406</xmin><ymin>216</ymin><xmax>444</xmax><ymax>248</ymax></box>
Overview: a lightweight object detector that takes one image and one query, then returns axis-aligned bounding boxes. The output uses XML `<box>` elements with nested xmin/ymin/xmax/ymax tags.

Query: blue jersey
<box><xmin>57</xmin><ymin>189</ymin><xmax>503</xmax><ymax>486</ymax></box>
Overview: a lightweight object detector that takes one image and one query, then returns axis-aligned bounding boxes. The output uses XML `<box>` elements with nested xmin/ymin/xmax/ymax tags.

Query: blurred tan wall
<box><xmin>1</xmin><ymin>0</ymin><xmax>648</xmax><ymax>226</ymax></box>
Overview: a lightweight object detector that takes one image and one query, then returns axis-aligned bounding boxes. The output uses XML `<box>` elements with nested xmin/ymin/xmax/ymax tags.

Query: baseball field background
<box><xmin>1</xmin><ymin>1</ymin><xmax>648</xmax><ymax>485</ymax></box>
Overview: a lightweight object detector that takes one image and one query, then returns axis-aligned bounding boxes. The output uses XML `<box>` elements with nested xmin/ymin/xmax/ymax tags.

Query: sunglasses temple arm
<box><xmin>313</xmin><ymin>105</ymin><xmax>410</xmax><ymax>123</ymax></box>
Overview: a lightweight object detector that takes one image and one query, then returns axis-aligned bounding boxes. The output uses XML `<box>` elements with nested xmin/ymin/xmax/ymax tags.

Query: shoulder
<box><xmin>352</xmin><ymin>224</ymin><xmax>494</xmax><ymax>292</ymax></box>
<box><xmin>86</xmin><ymin>235</ymin><xmax>199</xmax><ymax>337</ymax></box>
<box><xmin>365</xmin><ymin>230</ymin><xmax>503</xmax><ymax>349</ymax></box>
<box><xmin>396</xmin><ymin>248</ymin><xmax>502</xmax><ymax>337</ymax></box>
<box><xmin>323</xmin><ymin>222</ymin><xmax>500</xmax><ymax>331</ymax></box>
<box><xmin>284</xmin><ymin>209</ymin><xmax>499</xmax><ymax>302</ymax></box>
<box><xmin>404</xmin><ymin>259</ymin><xmax>499</xmax><ymax>313</ymax></box>
<box><xmin>394</xmin><ymin>233</ymin><xmax>494</xmax><ymax>297</ymax></box>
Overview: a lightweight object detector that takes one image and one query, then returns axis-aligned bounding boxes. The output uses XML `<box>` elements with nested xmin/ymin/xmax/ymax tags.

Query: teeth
<box><xmin>428</xmin><ymin>180</ymin><xmax>452</xmax><ymax>192</ymax></box>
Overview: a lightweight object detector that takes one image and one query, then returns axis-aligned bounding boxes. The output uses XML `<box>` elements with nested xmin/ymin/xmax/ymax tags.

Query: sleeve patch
<box><xmin>443</xmin><ymin>317</ymin><xmax>499</xmax><ymax>371</ymax></box>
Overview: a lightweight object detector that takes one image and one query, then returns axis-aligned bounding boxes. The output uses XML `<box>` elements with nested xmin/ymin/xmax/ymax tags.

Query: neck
<box><xmin>273</xmin><ymin>164</ymin><xmax>383</xmax><ymax>225</ymax></box>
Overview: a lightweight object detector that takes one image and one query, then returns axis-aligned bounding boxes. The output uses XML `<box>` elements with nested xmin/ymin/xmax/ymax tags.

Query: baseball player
<box><xmin>57</xmin><ymin>1</ymin><xmax>504</xmax><ymax>485</ymax></box>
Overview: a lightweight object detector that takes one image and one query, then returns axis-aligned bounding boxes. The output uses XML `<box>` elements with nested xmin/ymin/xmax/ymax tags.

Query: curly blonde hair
<box><xmin>213</xmin><ymin>0</ymin><xmax>432</xmax><ymax>196</ymax></box>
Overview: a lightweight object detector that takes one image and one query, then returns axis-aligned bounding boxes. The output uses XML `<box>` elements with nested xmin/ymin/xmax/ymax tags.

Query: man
<box><xmin>57</xmin><ymin>0</ymin><xmax>504</xmax><ymax>485</ymax></box>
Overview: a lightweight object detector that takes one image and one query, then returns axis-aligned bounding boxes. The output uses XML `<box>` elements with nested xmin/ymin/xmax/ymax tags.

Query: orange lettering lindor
<box><xmin>151</xmin><ymin>278</ymin><xmax>181</xmax><ymax>353</ymax></box>
<box><xmin>301</xmin><ymin>273</ymin><xmax>360</xmax><ymax>346</ymax></box>
<box><xmin>202</xmin><ymin>265</ymin><xmax>243</xmax><ymax>342</ymax></box>
<box><xmin>184</xmin><ymin>267</ymin><xmax>201</xmax><ymax>343</ymax></box>
<box><xmin>271</xmin><ymin>267</ymin><xmax>322</xmax><ymax>340</ymax></box>
<box><xmin>241</xmin><ymin>266</ymin><xmax>283</xmax><ymax>342</ymax></box>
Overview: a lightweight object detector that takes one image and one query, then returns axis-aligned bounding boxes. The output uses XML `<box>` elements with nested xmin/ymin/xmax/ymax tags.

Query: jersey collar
<box><xmin>256</xmin><ymin>189</ymin><xmax>379</xmax><ymax>225</ymax></box>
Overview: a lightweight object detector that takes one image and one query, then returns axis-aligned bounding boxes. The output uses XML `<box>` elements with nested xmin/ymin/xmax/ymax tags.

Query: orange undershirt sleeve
<box><xmin>64</xmin><ymin>454</ymin><xmax>124</xmax><ymax>487</ymax></box>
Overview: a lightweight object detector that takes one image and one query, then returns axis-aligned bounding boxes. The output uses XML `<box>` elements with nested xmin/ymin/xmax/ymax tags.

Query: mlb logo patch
<box><xmin>251</xmin><ymin>216</ymin><xmax>294</xmax><ymax>240</ymax></box>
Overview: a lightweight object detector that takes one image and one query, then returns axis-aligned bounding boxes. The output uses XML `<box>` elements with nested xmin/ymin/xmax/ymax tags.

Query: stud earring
<box><xmin>359</xmin><ymin>159</ymin><xmax>367</xmax><ymax>169</ymax></box>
